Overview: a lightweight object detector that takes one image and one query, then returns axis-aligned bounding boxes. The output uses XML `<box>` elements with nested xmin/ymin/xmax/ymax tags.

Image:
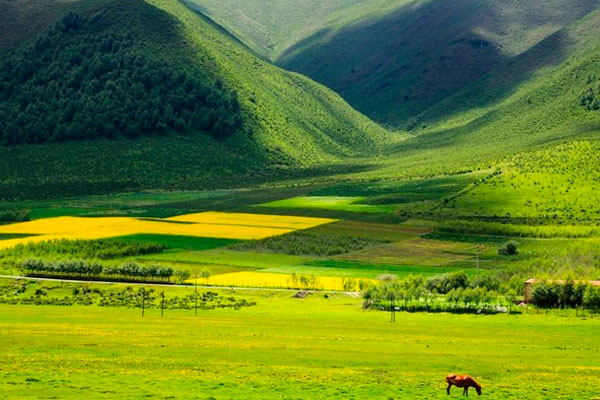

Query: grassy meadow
<box><xmin>1</xmin><ymin>290</ymin><xmax>599</xmax><ymax>399</ymax></box>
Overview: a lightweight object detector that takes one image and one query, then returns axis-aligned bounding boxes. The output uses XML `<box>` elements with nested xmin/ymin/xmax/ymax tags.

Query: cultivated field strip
<box><xmin>0</xmin><ymin>212</ymin><xmax>336</xmax><ymax>249</ymax></box>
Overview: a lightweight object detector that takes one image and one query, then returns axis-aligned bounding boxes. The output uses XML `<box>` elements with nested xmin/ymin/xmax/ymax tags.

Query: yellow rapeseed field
<box><xmin>0</xmin><ymin>212</ymin><xmax>336</xmax><ymax>250</ymax></box>
<box><xmin>198</xmin><ymin>271</ymin><xmax>373</xmax><ymax>292</ymax></box>
<box><xmin>168</xmin><ymin>212</ymin><xmax>332</xmax><ymax>229</ymax></box>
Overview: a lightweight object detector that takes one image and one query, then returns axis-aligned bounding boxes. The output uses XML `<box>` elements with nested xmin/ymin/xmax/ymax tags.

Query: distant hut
<box><xmin>524</xmin><ymin>278</ymin><xmax>600</xmax><ymax>303</ymax></box>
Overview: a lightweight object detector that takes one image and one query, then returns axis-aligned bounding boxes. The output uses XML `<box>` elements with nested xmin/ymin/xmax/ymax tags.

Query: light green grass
<box><xmin>439</xmin><ymin>141</ymin><xmax>600</xmax><ymax>222</ymax></box>
<box><xmin>138</xmin><ymin>248</ymin><xmax>310</xmax><ymax>269</ymax></box>
<box><xmin>338</xmin><ymin>238</ymin><xmax>474</xmax><ymax>266</ymax></box>
<box><xmin>260</xmin><ymin>196</ymin><xmax>398</xmax><ymax>213</ymax></box>
<box><xmin>0</xmin><ymin>293</ymin><xmax>599</xmax><ymax>399</ymax></box>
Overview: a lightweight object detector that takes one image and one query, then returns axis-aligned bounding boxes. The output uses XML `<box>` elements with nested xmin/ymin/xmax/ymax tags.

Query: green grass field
<box><xmin>1</xmin><ymin>291</ymin><xmax>599</xmax><ymax>399</ymax></box>
<box><xmin>259</xmin><ymin>196</ymin><xmax>398</xmax><ymax>213</ymax></box>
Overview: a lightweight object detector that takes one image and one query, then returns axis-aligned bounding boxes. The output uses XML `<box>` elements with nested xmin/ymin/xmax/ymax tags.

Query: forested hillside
<box><xmin>0</xmin><ymin>0</ymin><xmax>393</xmax><ymax>200</ymax></box>
<box><xmin>0</xmin><ymin>10</ymin><xmax>243</xmax><ymax>144</ymax></box>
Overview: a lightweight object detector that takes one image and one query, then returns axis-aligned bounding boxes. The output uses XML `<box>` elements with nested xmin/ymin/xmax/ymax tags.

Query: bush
<box><xmin>498</xmin><ymin>241</ymin><xmax>518</xmax><ymax>255</ymax></box>
<box><xmin>470</xmin><ymin>274</ymin><xmax>500</xmax><ymax>291</ymax></box>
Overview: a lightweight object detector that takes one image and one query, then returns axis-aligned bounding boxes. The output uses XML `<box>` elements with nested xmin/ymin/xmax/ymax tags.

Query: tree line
<box><xmin>0</xmin><ymin>11</ymin><xmax>245</xmax><ymax>145</ymax></box>
<box><xmin>530</xmin><ymin>280</ymin><xmax>600</xmax><ymax>310</ymax></box>
<box><xmin>0</xmin><ymin>238</ymin><xmax>165</xmax><ymax>261</ymax></box>
<box><xmin>20</xmin><ymin>259</ymin><xmax>190</xmax><ymax>283</ymax></box>
<box><xmin>363</xmin><ymin>271</ymin><xmax>600</xmax><ymax>314</ymax></box>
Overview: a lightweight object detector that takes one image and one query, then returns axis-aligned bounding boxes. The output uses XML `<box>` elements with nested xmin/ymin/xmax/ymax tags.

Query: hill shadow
<box><xmin>277</xmin><ymin>0</ymin><xmax>598</xmax><ymax>126</ymax></box>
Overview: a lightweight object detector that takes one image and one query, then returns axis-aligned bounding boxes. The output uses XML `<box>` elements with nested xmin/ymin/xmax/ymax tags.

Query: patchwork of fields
<box><xmin>2</xmin><ymin>159</ymin><xmax>600</xmax><ymax>290</ymax></box>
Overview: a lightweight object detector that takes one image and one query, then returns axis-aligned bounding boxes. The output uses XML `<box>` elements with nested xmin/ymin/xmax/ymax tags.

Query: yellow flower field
<box><xmin>167</xmin><ymin>212</ymin><xmax>331</xmax><ymax>229</ymax></box>
<box><xmin>198</xmin><ymin>271</ymin><xmax>373</xmax><ymax>292</ymax></box>
<box><xmin>0</xmin><ymin>212</ymin><xmax>336</xmax><ymax>250</ymax></box>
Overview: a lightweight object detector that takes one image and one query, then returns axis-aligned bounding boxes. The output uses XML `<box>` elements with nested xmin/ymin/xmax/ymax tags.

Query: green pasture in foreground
<box><xmin>0</xmin><ymin>292</ymin><xmax>598</xmax><ymax>399</ymax></box>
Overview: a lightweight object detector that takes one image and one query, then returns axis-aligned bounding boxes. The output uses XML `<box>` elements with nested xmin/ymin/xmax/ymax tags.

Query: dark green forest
<box><xmin>0</xmin><ymin>11</ymin><xmax>245</xmax><ymax>144</ymax></box>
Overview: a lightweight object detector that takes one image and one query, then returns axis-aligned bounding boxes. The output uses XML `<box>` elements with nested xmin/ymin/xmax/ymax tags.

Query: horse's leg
<box><xmin>447</xmin><ymin>383</ymin><xmax>452</xmax><ymax>395</ymax></box>
<box><xmin>465</xmin><ymin>386</ymin><xmax>469</xmax><ymax>397</ymax></box>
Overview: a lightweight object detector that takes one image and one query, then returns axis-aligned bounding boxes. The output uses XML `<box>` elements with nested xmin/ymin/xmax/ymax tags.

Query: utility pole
<box><xmin>390</xmin><ymin>293</ymin><xmax>396</xmax><ymax>323</ymax></box>
<box><xmin>141</xmin><ymin>288</ymin><xmax>145</xmax><ymax>318</ymax></box>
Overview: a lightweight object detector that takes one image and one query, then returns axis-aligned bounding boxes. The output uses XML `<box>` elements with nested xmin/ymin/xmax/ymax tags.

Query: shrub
<box><xmin>498</xmin><ymin>241</ymin><xmax>519</xmax><ymax>255</ymax></box>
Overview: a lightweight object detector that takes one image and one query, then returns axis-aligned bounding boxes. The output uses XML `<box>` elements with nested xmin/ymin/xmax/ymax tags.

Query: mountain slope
<box><xmin>189</xmin><ymin>0</ymin><xmax>600</xmax><ymax>126</ymax></box>
<box><xmin>362</xmin><ymin>8</ymin><xmax>600</xmax><ymax>180</ymax></box>
<box><xmin>0</xmin><ymin>0</ymin><xmax>395</xmax><ymax>200</ymax></box>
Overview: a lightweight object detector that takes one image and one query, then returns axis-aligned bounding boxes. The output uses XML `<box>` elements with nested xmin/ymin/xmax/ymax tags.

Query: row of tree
<box><xmin>20</xmin><ymin>259</ymin><xmax>190</xmax><ymax>283</ymax></box>
<box><xmin>0</xmin><ymin>12</ymin><xmax>245</xmax><ymax>145</ymax></box>
<box><xmin>530</xmin><ymin>280</ymin><xmax>600</xmax><ymax>310</ymax></box>
<box><xmin>363</xmin><ymin>272</ymin><xmax>600</xmax><ymax>313</ymax></box>
<box><xmin>1</xmin><ymin>238</ymin><xmax>165</xmax><ymax>261</ymax></box>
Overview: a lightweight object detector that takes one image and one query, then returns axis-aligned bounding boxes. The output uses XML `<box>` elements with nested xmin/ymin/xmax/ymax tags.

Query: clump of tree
<box><xmin>0</xmin><ymin>238</ymin><xmax>165</xmax><ymax>260</ymax></box>
<box><xmin>425</xmin><ymin>271</ymin><xmax>468</xmax><ymax>294</ymax></box>
<box><xmin>580</xmin><ymin>78</ymin><xmax>600</xmax><ymax>110</ymax></box>
<box><xmin>530</xmin><ymin>279</ymin><xmax>596</xmax><ymax>309</ymax></box>
<box><xmin>20</xmin><ymin>258</ymin><xmax>189</xmax><ymax>283</ymax></box>
<box><xmin>363</xmin><ymin>272</ymin><xmax>505</xmax><ymax>314</ymax></box>
<box><xmin>0</xmin><ymin>11</ymin><xmax>245</xmax><ymax>145</ymax></box>
<box><xmin>233</xmin><ymin>230</ymin><xmax>389</xmax><ymax>256</ymax></box>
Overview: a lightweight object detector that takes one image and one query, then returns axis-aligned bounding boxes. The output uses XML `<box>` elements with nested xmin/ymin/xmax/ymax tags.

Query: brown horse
<box><xmin>446</xmin><ymin>374</ymin><xmax>482</xmax><ymax>396</ymax></box>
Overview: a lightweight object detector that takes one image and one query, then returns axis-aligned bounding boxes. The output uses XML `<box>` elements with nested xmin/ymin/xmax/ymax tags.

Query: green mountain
<box><xmin>375</xmin><ymin>5</ymin><xmax>600</xmax><ymax>177</ymax></box>
<box><xmin>189</xmin><ymin>0</ymin><xmax>600</xmax><ymax>126</ymax></box>
<box><xmin>0</xmin><ymin>0</ymin><xmax>394</xmax><ymax>200</ymax></box>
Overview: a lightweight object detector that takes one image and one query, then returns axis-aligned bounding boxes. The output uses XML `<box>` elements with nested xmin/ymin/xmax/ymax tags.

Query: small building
<box><xmin>524</xmin><ymin>278</ymin><xmax>600</xmax><ymax>303</ymax></box>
